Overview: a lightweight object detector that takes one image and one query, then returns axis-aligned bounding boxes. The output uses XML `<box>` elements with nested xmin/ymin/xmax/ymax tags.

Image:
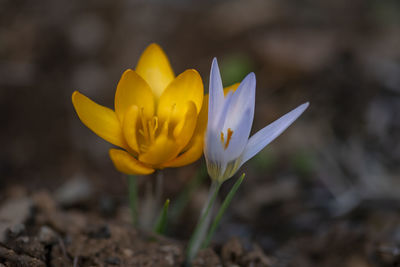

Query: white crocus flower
<box><xmin>205</xmin><ymin>58</ymin><xmax>309</xmax><ymax>183</ymax></box>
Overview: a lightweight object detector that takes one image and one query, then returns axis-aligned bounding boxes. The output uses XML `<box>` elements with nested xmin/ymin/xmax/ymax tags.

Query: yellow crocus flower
<box><xmin>72</xmin><ymin>44</ymin><xmax>206</xmax><ymax>175</ymax></box>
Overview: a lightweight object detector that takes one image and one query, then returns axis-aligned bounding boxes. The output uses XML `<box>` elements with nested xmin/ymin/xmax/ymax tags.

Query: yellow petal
<box><xmin>195</xmin><ymin>94</ymin><xmax>208</xmax><ymax>137</ymax></box>
<box><xmin>224</xmin><ymin>83</ymin><xmax>240</xmax><ymax>96</ymax></box>
<box><xmin>163</xmin><ymin>97</ymin><xmax>207</xmax><ymax>168</ymax></box>
<box><xmin>135</xmin><ymin>43</ymin><xmax>175</xmax><ymax>99</ymax></box>
<box><xmin>162</xmin><ymin>135</ymin><xmax>204</xmax><ymax>167</ymax></box>
<box><xmin>115</xmin><ymin>69</ymin><xmax>155</xmax><ymax>123</ymax></box>
<box><xmin>72</xmin><ymin>91</ymin><xmax>127</xmax><ymax>148</ymax></box>
<box><xmin>138</xmin><ymin>134</ymin><xmax>180</xmax><ymax>166</ymax></box>
<box><xmin>122</xmin><ymin>105</ymin><xmax>139</xmax><ymax>153</ymax></box>
<box><xmin>157</xmin><ymin>69</ymin><xmax>203</xmax><ymax>124</ymax></box>
<box><xmin>109</xmin><ymin>149</ymin><xmax>154</xmax><ymax>175</ymax></box>
<box><xmin>173</xmin><ymin>101</ymin><xmax>197</xmax><ymax>150</ymax></box>
<box><xmin>181</xmin><ymin>94</ymin><xmax>208</xmax><ymax>152</ymax></box>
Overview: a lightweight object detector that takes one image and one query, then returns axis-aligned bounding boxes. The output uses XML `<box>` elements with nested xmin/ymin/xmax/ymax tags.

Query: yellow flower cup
<box><xmin>72</xmin><ymin>44</ymin><xmax>206</xmax><ymax>175</ymax></box>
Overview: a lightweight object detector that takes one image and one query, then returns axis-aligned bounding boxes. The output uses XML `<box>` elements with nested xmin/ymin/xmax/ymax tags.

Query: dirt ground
<box><xmin>1</xmin><ymin>0</ymin><xmax>400</xmax><ymax>266</ymax></box>
<box><xmin>0</xmin><ymin>187</ymin><xmax>274</xmax><ymax>266</ymax></box>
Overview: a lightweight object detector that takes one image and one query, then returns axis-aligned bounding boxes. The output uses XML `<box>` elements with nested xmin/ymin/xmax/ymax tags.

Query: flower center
<box><xmin>136</xmin><ymin>105</ymin><xmax>176</xmax><ymax>153</ymax></box>
<box><xmin>138</xmin><ymin>108</ymin><xmax>159</xmax><ymax>152</ymax></box>
<box><xmin>220</xmin><ymin>128</ymin><xmax>233</xmax><ymax>150</ymax></box>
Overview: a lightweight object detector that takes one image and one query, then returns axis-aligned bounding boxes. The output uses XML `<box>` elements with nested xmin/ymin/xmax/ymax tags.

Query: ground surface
<box><xmin>0</xmin><ymin>184</ymin><xmax>399</xmax><ymax>266</ymax></box>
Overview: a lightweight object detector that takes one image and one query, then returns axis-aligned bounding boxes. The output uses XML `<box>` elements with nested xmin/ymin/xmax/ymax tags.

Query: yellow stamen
<box><xmin>148</xmin><ymin>116</ymin><xmax>158</xmax><ymax>143</ymax></box>
<box><xmin>225</xmin><ymin>128</ymin><xmax>233</xmax><ymax>149</ymax></box>
<box><xmin>138</xmin><ymin>108</ymin><xmax>160</xmax><ymax>153</ymax></box>
<box><xmin>139</xmin><ymin>108</ymin><xmax>149</xmax><ymax>142</ymax></box>
<box><xmin>220</xmin><ymin>128</ymin><xmax>234</xmax><ymax>150</ymax></box>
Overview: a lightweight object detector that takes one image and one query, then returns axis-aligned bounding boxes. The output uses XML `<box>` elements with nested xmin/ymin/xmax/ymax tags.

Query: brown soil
<box><xmin>0</xmin><ymin>189</ymin><xmax>273</xmax><ymax>267</ymax></box>
<box><xmin>1</xmin><ymin>187</ymin><xmax>399</xmax><ymax>266</ymax></box>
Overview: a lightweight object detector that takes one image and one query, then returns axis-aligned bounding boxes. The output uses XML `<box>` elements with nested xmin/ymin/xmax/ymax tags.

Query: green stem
<box><xmin>202</xmin><ymin>173</ymin><xmax>245</xmax><ymax>248</ymax></box>
<box><xmin>128</xmin><ymin>175</ymin><xmax>138</xmax><ymax>226</ymax></box>
<box><xmin>186</xmin><ymin>180</ymin><xmax>221</xmax><ymax>264</ymax></box>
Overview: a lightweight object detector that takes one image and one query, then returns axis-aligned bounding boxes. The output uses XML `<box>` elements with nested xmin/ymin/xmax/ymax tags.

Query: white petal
<box><xmin>208</xmin><ymin>58</ymin><xmax>224</xmax><ymax>130</ymax></box>
<box><xmin>218</xmin><ymin>73</ymin><xmax>256</xmax><ymax>162</ymax></box>
<box><xmin>216</xmin><ymin>91</ymin><xmax>234</xmax><ymax>130</ymax></box>
<box><xmin>222</xmin><ymin>73</ymin><xmax>256</xmax><ymax>131</ymax></box>
<box><xmin>205</xmin><ymin>127</ymin><xmax>225</xmax><ymax>163</ymax></box>
<box><xmin>241</xmin><ymin>102</ymin><xmax>309</xmax><ymax>165</ymax></box>
<box><xmin>205</xmin><ymin>91</ymin><xmax>234</xmax><ymax>162</ymax></box>
<box><xmin>223</xmin><ymin>107</ymin><xmax>253</xmax><ymax>162</ymax></box>
<box><xmin>206</xmin><ymin>72</ymin><xmax>257</xmax><ymax>166</ymax></box>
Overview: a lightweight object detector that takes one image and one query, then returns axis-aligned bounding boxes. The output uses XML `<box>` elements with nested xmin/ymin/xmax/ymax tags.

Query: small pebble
<box><xmin>38</xmin><ymin>226</ymin><xmax>58</xmax><ymax>245</ymax></box>
<box><xmin>9</xmin><ymin>223</ymin><xmax>26</xmax><ymax>237</ymax></box>
<box><xmin>123</xmin><ymin>248</ymin><xmax>133</xmax><ymax>257</ymax></box>
<box><xmin>0</xmin><ymin>197</ymin><xmax>33</xmax><ymax>242</ymax></box>
<box><xmin>55</xmin><ymin>175</ymin><xmax>93</xmax><ymax>206</ymax></box>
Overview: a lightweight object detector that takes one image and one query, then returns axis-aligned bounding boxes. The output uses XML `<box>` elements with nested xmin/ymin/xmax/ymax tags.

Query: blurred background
<box><xmin>1</xmin><ymin>0</ymin><xmax>400</xmax><ymax>265</ymax></box>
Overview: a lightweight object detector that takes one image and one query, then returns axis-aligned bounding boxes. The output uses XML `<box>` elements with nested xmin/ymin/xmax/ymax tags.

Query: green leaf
<box><xmin>202</xmin><ymin>173</ymin><xmax>245</xmax><ymax>248</ymax></box>
<box><xmin>154</xmin><ymin>198</ymin><xmax>170</xmax><ymax>235</ymax></box>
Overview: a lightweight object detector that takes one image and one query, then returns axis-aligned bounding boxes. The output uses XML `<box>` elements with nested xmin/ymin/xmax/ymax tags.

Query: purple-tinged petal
<box><xmin>222</xmin><ymin>73</ymin><xmax>256</xmax><ymax>132</ymax></box>
<box><xmin>208</xmin><ymin>58</ymin><xmax>224</xmax><ymax>130</ymax></box>
<box><xmin>241</xmin><ymin>102</ymin><xmax>309</xmax><ymax>165</ymax></box>
<box><xmin>223</xmin><ymin>107</ymin><xmax>253</xmax><ymax>162</ymax></box>
<box><xmin>216</xmin><ymin>91</ymin><xmax>234</xmax><ymax>131</ymax></box>
<box><xmin>205</xmin><ymin>126</ymin><xmax>225</xmax><ymax>163</ymax></box>
<box><xmin>205</xmin><ymin>91</ymin><xmax>234</xmax><ymax>163</ymax></box>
